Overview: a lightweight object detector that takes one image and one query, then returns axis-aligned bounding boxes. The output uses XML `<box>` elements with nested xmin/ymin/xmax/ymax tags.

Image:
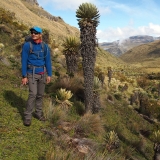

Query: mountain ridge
<box><xmin>119</xmin><ymin>39</ymin><xmax>160</xmax><ymax>72</ymax></box>
<box><xmin>99</xmin><ymin>35</ymin><xmax>160</xmax><ymax>56</ymax></box>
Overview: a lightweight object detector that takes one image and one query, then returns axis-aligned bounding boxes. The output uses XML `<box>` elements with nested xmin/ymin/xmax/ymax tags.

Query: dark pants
<box><xmin>24</xmin><ymin>73</ymin><xmax>46</xmax><ymax>120</ymax></box>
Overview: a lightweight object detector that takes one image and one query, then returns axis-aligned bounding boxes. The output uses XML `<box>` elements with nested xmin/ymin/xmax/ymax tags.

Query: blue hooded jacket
<box><xmin>21</xmin><ymin>40</ymin><xmax>52</xmax><ymax>77</ymax></box>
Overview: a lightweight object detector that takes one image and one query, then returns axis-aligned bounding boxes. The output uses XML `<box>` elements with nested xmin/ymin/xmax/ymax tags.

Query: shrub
<box><xmin>75</xmin><ymin>112</ymin><xmax>105</xmax><ymax>137</ymax></box>
<box><xmin>139</xmin><ymin>93</ymin><xmax>160</xmax><ymax>118</ymax></box>
<box><xmin>105</xmin><ymin>130</ymin><xmax>120</xmax><ymax>152</ymax></box>
<box><xmin>93</xmin><ymin>76</ymin><xmax>102</xmax><ymax>92</ymax></box>
<box><xmin>45</xmin><ymin>99</ymin><xmax>67</xmax><ymax>125</ymax></box>
<box><xmin>136</xmin><ymin>76</ymin><xmax>150</xmax><ymax>89</ymax></box>
<box><xmin>73</xmin><ymin>101</ymin><xmax>85</xmax><ymax>116</ymax></box>
<box><xmin>114</xmin><ymin>92</ymin><xmax>122</xmax><ymax>100</ymax></box>
<box><xmin>0</xmin><ymin>43</ymin><xmax>4</xmax><ymax>51</ymax></box>
<box><xmin>150</xmin><ymin>130</ymin><xmax>160</xmax><ymax>143</ymax></box>
<box><xmin>115</xmin><ymin>72</ymin><xmax>128</xmax><ymax>82</ymax></box>
<box><xmin>0</xmin><ymin>24</ymin><xmax>12</xmax><ymax>34</ymax></box>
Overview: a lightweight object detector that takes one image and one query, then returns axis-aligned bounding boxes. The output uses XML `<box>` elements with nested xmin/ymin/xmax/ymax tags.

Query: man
<box><xmin>21</xmin><ymin>26</ymin><xmax>52</xmax><ymax>126</ymax></box>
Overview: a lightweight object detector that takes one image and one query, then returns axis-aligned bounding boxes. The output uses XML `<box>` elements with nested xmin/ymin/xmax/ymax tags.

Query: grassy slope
<box><xmin>0</xmin><ymin>63</ymin><xmax>52</xmax><ymax>160</ymax></box>
<box><xmin>120</xmin><ymin>40</ymin><xmax>160</xmax><ymax>73</ymax></box>
<box><xmin>0</xmin><ymin>62</ymin><xmax>156</xmax><ymax>160</ymax></box>
<box><xmin>96</xmin><ymin>47</ymin><xmax>126</xmax><ymax>69</ymax></box>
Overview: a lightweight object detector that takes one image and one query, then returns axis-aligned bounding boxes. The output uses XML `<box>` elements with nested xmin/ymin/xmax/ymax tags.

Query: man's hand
<box><xmin>46</xmin><ymin>76</ymin><xmax>51</xmax><ymax>84</ymax></box>
<box><xmin>21</xmin><ymin>77</ymin><xmax>28</xmax><ymax>85</ymax></box>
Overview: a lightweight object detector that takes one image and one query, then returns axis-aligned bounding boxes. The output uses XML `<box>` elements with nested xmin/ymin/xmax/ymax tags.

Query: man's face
<box><xmin>30</xmin><ymin>30</ymin><xmax>42</xmax><ymax>40</ymax></box>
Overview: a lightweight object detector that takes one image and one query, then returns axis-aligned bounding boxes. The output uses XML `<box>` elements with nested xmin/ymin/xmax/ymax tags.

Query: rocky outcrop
<box><xmin>23</xmin><ymin>0</ymin><xmax>63</xmax><ymax>22</ymax></box>
<box><xmin>24</xmin><ymin>0</ymin><xmax>39</xmax><ymax>5</ymax></box>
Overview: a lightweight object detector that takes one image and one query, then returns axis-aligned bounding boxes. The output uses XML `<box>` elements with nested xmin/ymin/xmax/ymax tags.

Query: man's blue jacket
<box><xmin>21</xmin><ymin>41</ymin><xmax>52</xmax><ymax>77</ymax></box>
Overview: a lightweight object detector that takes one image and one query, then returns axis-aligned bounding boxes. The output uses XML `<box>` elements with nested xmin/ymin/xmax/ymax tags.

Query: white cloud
<box><xmin>98</xmin><ymin>6</ymin><xmax>111</xmax><ymax>15</ymax></box>
<box><xmin>97</xmin><ymin>23</ymin><xmax>160</xmax><ymax>42</ymax></box>
<box><xmin>148</xmin><ymin>23</ymin><xmax>160</xmax><ymax>33</ymax></box>
<box><xmin>38</xmin><ymin>0</ymin><xmax>97</xmax><ymax>10</ymax></box>
<box><xmin>37</xmin><ymin>0</ymin><xmax>160</xmax><ymax>43</ymax></box>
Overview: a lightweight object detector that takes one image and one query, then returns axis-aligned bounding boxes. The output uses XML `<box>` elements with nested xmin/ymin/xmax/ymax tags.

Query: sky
<box><xmin>37</xmin><ymin>0</ymin><xmax>160</xmax><ymax>42</ymax></box>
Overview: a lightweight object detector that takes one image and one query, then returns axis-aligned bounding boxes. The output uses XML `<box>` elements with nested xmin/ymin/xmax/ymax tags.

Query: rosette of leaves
<box><xmin>55</xmin><ymin>88</ymin><xmax>73</xmax><ymax>110</ymax></box>
<box><xmin>92</xmin><ymin>76</ymin><xmax>101</xmax><ymax>113</ymax></box>
<box><xmin>0</xmin><ymin>43</ymin><xmax>4</xmax><ymax>52</ymax></box>
<box><xmin>62</xmin><ymin>36</ymin><xmax>80</xmax><ymax>75</ymax></box>
<box><xmin>105</xmin><ymin>130</ymin><xmax>120</xmax><ymax>151</ymax></box>
<box><xmin>151</xmin><ymin>130</ymin><xmax>160</xmax><ymax>143</ymax></box>
<box><xmin>0</xmin><ymin>43</ymin><xmax>4</xmax><ymax>58</ymax></box>
<box><xmin>93</xmin><ymin>76</ymin><xmax>101</xmax><ymax>92</ymax></box>
<box><xmin>76</xmin><ymin>3</ymin><xmax>100</xmax><ymax>27</ymax></box>
<box><xmin>62</xmin><ymin>36</ymin><xmax>80</xmax><ymax>54</ymax></box>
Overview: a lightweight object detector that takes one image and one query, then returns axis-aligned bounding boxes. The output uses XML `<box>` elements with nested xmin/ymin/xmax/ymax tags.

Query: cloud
<box><xmin>38</xmin><ymin>0</ymin><xmax>160</xmax><ymax>18</ymax></box>
<box><xmin>148</xmin><ymin>23</ymin><xmax>160</xmax><ymax>33</ymax></box>
<box><xmin>38</xmin><ymin>0</ymin><xmax>97</xmax><ymax>10</ymax></box>
<box><xmin>37</xmin><ymin>0</ymin><xmax>160</xmax><ymax>43</ymax></box>
<box><xmin>97</xmin><ymin>23</ymin><xmax>160</xmax><ymax>42</ymax></box>
<box><xmin>98</xmin><ymin>6</ymin><xmax>111</xmax><ymax>15</ymax></box>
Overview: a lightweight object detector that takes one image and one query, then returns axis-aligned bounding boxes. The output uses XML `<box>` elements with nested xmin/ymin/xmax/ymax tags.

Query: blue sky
<box><xmin>37</xmin><ymin>0</ymin><xmax>160</xmax><ymax>42</ymax></box>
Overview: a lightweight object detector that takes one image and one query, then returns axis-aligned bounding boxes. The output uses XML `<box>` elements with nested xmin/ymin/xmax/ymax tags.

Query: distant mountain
<box><xmin>119</xmin><ymin>39</ymin><xmax>160</xmax><ymax>69</ymax></box>
<box><xmin>99</xmin><ymin>35</ymin><xmax>160</xmax><ymax>56</ymax></box>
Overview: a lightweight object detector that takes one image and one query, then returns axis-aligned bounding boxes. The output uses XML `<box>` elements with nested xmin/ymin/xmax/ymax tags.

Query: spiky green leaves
<box><xmin>76</xmin><ymin>3</ymin><xmax>100</xmax><ymax>27</ymax></box>
<box><xmin>151</xmin><ymin>130</ymin><xmax>160</xmax><ymax>143</ymax></box>
<box><xmin>55</xmin><ymin>88</ymin><xmax>73</xmax><ymax>109</ymax></box>
<box><xmin>105</xmin><ymin>130</ymin><xmax>120</xmax><ymax>151</ymax></box>
<box><xmin>62</xmin><ymin>36</ymin><xmax>80</xmax><ymax>55</ymax></box>
<box><xmin>93</xmin><ymin>76</ymin><xmax>101</xmax><ymax>92</ymax></box>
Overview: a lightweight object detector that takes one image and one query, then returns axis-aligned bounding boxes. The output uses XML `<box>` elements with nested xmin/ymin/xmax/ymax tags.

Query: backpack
<box><xmin>22</xmin><ymin>36</ymin><xmax>48</xmax><ymax>59</ymax></box>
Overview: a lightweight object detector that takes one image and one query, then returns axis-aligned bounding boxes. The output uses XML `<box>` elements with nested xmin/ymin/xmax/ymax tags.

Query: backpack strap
<box><xmin>29</xmin><ymin>41</ymin><xmax>33</xmax><ymax>53</ymax></box>
<box><xmin>41</xmin><ymin>42</ymin><xmax>44</xmax><ymax>52</ymax></box>
<box><xmin>44</xmin><ymin>43</ymin><xmax>49</xmax><ymax>58</ymax></box>
<box><xmin>29</xmin><ymin>41</ymin><xmax>45</xmax><ymax>53</ymax></box>
<box><xmin>41</xmin><ymin>42</ymin><xmax>48</xmax><ymax>58</ymax></box>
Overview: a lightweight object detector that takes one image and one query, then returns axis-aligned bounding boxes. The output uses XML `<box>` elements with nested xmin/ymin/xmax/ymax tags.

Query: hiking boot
<box><xmin>34</xmin><ymin>113</ymin><xmax>46</xmax><ymax>121</ymax></box>
<box><xmin>23</xmin><ymin>119</ymin><xmax>31</xmax><ymax>126</ymax></box>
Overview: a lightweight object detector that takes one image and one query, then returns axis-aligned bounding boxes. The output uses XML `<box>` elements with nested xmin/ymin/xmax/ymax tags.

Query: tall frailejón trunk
<box><xmin>76</xmin><ymin>3</ymin><xmax>100</xmax><ymax>112</ymax></box>
<box><xmin>65</xmin><ymin>53</ymin><xmax>78</xmax><ymax>75</ymax></box>
<box><xmin>80</xmin><ymin>24</ymin><xmax>97</xmax><ymax>112</ymax></box>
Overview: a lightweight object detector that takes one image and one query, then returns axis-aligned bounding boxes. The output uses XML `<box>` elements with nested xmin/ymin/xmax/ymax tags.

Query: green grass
<box><xmin>0</xmin><ymin>63</ymin><xmax>51</xmax><ymax>160</ymax></box>
<box><xmin>1</xmin><ymin>60</ymin><xmax>155</xmax><ymax>159</ymax></box>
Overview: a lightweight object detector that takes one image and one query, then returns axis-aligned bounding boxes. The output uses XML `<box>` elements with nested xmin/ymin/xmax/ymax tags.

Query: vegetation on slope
<box><xmin>0</xmin><ymin>0</ymin><xmax>79</xmax><ymax>43</ymax></box>
<box><xmin>1</xmin><ymin>3</ymin><xmax>160</xmax><ymax>160</ymax></box>
<box><xmin>120</xmin><ymin>40</ymin><xmax>160</xmax><ymax>73</ymax></box>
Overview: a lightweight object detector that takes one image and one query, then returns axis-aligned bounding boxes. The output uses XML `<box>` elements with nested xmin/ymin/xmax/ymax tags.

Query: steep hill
<box><xmin>0</xmin><ymin>0</ymin><xmax>79</xmax><ymax>41</ymax></box>
<box><xmin>0</xmin><ymin>0</ymin><xmax>126</xmax><ymax>69</ymax></box>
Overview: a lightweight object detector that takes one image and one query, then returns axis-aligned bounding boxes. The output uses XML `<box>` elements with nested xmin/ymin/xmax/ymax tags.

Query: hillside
<box><xmin>0</xmin><ymin>0</ymin><xmax>126</xmax><ymax>72</ymax></box>
<box><xmin>0</xmin><ymin>0</ymin><xmax>79</xmax><ymax>41</ymax></box>
<box><xmin>99</xmin><ymin>35</ymin><xmax>159</xmax><ymax>57</ymax></box>
<box><xmin>119</xmin><ymin>39</ymin><xmax>160</xmax><ymax>72</ymax></box>
<box><xmin>1</xmin><ymin>0</ymin><xmax>160</xmax><ymax>160</ymax></box>
<box><xmin>0</xmin><ymin>0</ymin><xmax>125</xmax><ymax>68</ymax></box>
